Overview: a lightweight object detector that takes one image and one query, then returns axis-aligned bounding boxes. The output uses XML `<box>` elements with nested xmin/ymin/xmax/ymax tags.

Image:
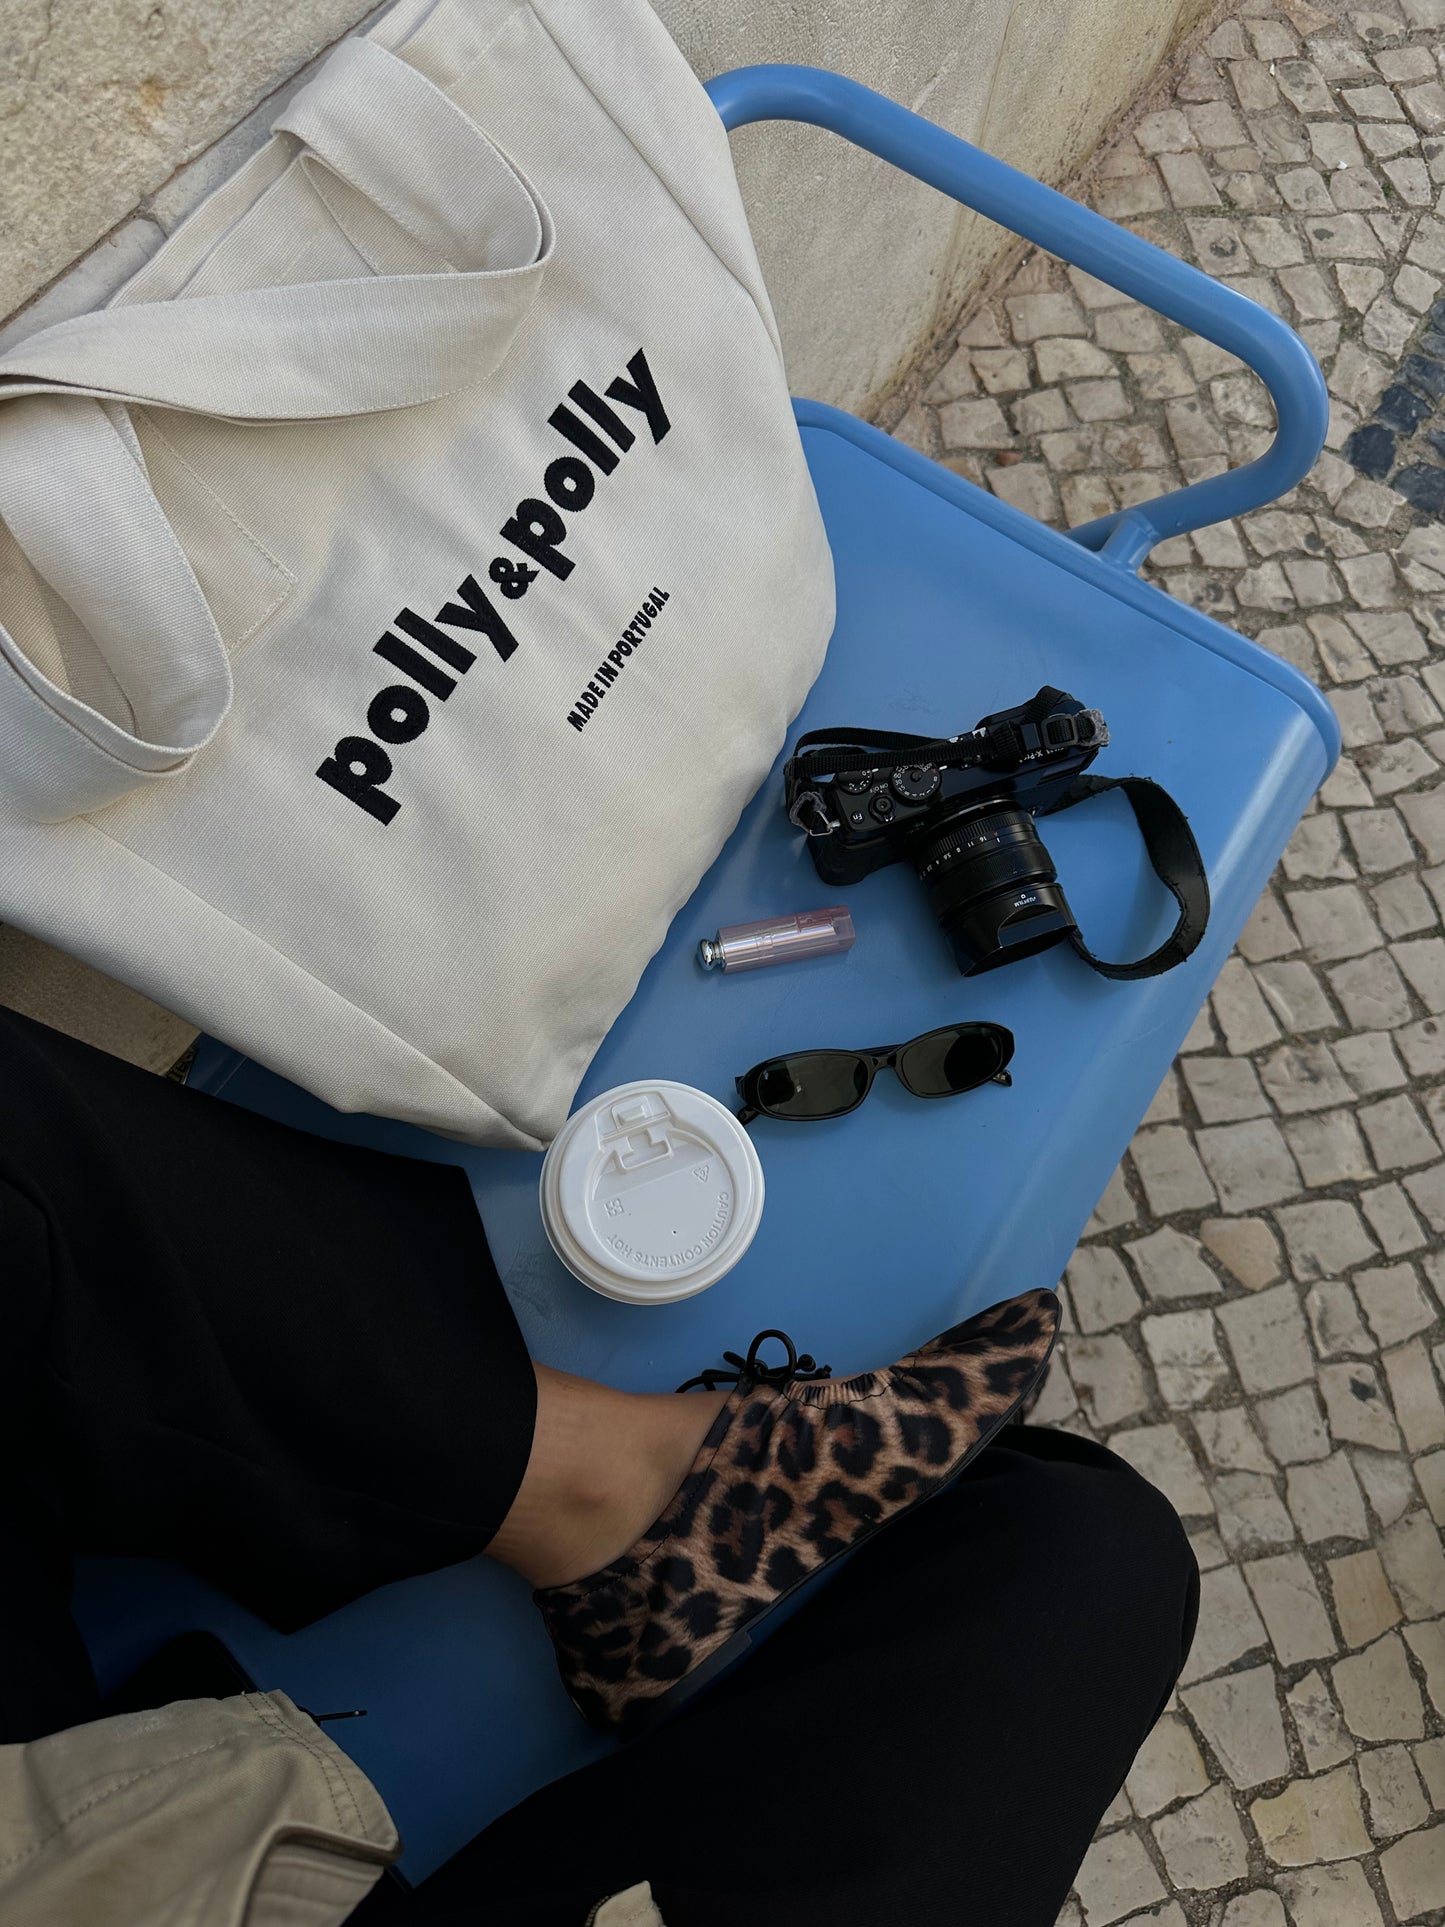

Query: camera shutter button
<box><xmin>869</xmin><ymin>793</ymin><xmax>896</xmax><ymax>823</ymax></box>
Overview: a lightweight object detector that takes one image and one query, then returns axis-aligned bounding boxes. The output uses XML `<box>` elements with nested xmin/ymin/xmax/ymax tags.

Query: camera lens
<box><xmin>911</xmin><ymin>803</ymin><xmax>1078</xmax><ymax>975</ymax></box>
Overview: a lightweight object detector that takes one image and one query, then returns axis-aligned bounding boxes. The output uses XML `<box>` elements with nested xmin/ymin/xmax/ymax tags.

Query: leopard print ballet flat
<box><xmin>535</xmin><ymin>1286</ymin><xmax>1060</xmax><ymax>1736</ymax></box>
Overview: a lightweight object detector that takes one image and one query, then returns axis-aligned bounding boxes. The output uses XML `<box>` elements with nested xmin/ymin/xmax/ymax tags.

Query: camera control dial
<box><xmin>835</xmin><ymin>770</ymin><xmax>875</xmax><ymax>795</ymax></box>
<box><xmin>890</xmin><ymin>764</ymin><xmax>942</xmax><ymax>805</ymax></box>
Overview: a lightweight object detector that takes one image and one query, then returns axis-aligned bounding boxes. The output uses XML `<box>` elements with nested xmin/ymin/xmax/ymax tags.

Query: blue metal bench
<box><xmin>74</xmin><ymin>66</ymin><xmax>1337</xmax><ymax>1881</ymax></box>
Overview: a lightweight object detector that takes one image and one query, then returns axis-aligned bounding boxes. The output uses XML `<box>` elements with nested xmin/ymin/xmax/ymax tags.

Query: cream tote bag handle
<box><xmin>0</xmin><ymin>37</ymin><xmax>554</xmax><ymax>821</ymax></box>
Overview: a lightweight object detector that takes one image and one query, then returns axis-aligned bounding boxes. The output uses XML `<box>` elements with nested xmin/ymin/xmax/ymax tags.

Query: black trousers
<box><xmin>0</xmin><ymin>1009</ymin><xmax>1197</xmax><ymax>1927</ymax></box>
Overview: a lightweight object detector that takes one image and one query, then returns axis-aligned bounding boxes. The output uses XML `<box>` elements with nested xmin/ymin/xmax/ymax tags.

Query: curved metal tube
<box><xmin>707</xmin><ymin>64</ymin><xmax>1330</xmax><ymax>571</ymax></box>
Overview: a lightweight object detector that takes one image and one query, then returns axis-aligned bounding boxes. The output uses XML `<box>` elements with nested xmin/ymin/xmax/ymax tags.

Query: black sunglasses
<box><xmin>736</xmin><ymin>1022</ymin><xmax>1015</xmax><ymax>1125</ymax></box>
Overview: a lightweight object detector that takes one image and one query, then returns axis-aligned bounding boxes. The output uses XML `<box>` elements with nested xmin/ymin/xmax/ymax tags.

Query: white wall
<box><xmin>0</xmin><ymin>0</ymin><xmax>1212</xmax><ymax>411</ymax></box>
<box><xmin>659</xmin><ymin>0</ymin><xmax>1214</xmax><ymax>412</ymax></box>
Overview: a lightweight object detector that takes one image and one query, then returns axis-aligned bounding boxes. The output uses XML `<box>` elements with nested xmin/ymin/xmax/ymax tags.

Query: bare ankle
<box><xmin>487</xmin><ymin>1368</ymin><xmax>729</xmax><ymax>1590</ymax></box>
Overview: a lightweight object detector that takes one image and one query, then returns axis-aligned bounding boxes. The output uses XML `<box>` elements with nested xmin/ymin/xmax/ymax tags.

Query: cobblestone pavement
<box><xmin>881</xmin><ymin>1</ymin><xmax>1445</xmax><ymax>1921</ymax></box>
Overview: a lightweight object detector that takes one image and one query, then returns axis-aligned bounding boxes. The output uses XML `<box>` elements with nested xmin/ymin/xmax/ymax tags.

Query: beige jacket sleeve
<box><xmin>0</xmin><ymin>1691</ymin><xmax>400</xmax><ymax>1927</ymax></box>
<box><xmin>590</xmin><ymin>1884</ymin><xmax>665</xmax><ymax>1926</ymax></box>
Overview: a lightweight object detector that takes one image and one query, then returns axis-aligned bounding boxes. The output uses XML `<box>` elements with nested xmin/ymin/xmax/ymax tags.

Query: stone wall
<box><xmin>1</xmin><ymin>0</ymin><xmax>1213</xmax><ymax>414</ymax></box>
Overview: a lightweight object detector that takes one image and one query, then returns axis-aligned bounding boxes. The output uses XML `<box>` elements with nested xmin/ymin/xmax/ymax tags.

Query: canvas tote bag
<box><xmin>0</xmin><ymin>0</ymin><xmax>835</xmax><ymax>1148</ymax></box>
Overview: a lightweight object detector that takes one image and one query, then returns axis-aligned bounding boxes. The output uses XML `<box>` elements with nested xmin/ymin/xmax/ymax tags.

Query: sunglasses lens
<box><xmin>755</xmin><ymin>1051</ymin><xmax>870</xmax><ymax>1119</ymax></box>
<box><xmin>898</xmin><ymin>1026</ymin><xmax>1005</xmax><ymax>1098</ymax></box>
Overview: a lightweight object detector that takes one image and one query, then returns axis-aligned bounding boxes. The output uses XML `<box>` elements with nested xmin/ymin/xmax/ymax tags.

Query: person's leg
<box><xmin>2</xmin><ymin>1010</ymin><xmax>1059</xmax><ymax>1716</ymax></box>
<box><xmin>489</xmin><ymin>1366</ymin><xmax>725</xmax><ymax>1590</ymax></box>
<box><xmin>383</xmin><ymin>1424</ymin><xmax>1198</xmax><ymax>1927</ymax></box>
<box><xmin>0</xmin><ymin>1011</ymin><xmax>728</xmax><ymax>1732</ymax></box>
<box><xmin>0</xmin><ymin>1006</ymin><xmax>1058</xmax><ymax>1755</ymax></box>
<box><xmin>0</xmin><ymin>1007</ymin><xmax>731</xmax><ymax>1745</ymax></box>
<box><xmin>0</xmin><ymin>1139</ymin><xmax>103</xmax><ymax>1741</ymax></box>
<box><xmin>0</xmin><ymin>1006</ymin><xmax>540</xmax><ymax>1642</ymax></box>
<box><xmin>0</xmin><ymin>1520</ymin><xmax>99</xmax><ymax>1743</ymax></box>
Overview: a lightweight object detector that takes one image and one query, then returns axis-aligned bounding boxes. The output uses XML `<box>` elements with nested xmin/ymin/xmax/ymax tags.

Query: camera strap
<box><xmin>784</xmin><ymin>688</ymin><xmax>1076</xmax><ymax>807</ymax></box>
<box><xmin>1038</xmin><ymin>773</ymin><xmax>1210</xmax><ymax>981</ymax></box>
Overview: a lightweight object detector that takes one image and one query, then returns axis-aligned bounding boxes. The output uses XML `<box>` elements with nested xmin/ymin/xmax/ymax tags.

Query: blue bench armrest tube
<box><xmin>707</xmin><ymin>63</ymin><xmax>1330</xmax><ymax>571</ymax></box>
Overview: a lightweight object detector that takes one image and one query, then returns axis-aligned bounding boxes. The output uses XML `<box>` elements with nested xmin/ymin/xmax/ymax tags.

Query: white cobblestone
<box><xmin>1381</xmin><ymin>1338</ymin><xmax>1445</xmax><ymax>1451</ymax></box>
<box><xmin>1380</xmin><ymin>1821</ymin><xmax>1445</xmax><ymax>1921</ymax></box>
<box><xmin>1251</xmin><ymin>1766</ymin><xmax>1371</xmax><ymax>1864</ymax></box>
<box><xmin>1326</xmin><ymin>948</ymin><xmax>1413</xmax><ymax>1029</ymax></box>
<box><xmin>1151</xmin><ymin>1783</ymin><xmax>1251</xmax><ymax>1890</ymax></box>
<box><xmin>1286</xmin><ymin>883</ymin><xmax>1385</xmax><ymax>959</ymax></box>
<box><xmin>1181</xmin><ymin>1665</ymin><xmax>1289</xmax><ymax>1788</ymax></box>
<box><xmin>1074</xmin><ymin>1829</ymin><xmax>1167</xmax><ymax>1926</ymax></box>
<box><xmin>938</xmin><ymin>397</ymin><xmax>1012</xmax><ymax>449</ymax></box>
<box><xmin>1216</xmin><ymin>1470</ymin><xmax>1298</xmax><ymax>1554</ymax></box>
<box><xmin>1395</xmin><ymin>934</ymin><xmax>1445</xmax><ymax>1010</ymax></box>
<box><xmin>1414</xmin><ymin>1733</ymin><xmax>1445</xmax><ymax>1807</ymax></box>
<box><xmin>900</xmin><ymin>9</ymin><xmax>1445</xmax><ymax>1916</ymax></box>
<box><xmin>1217</xmin><ymin>1894</ymin><xmax>1285</xmax><ymax>1927</ymax></box>
<box><xmin>1327</xmin><ymin>1547</ymin><xmax>1402</xmax><ymax>1647</ymax></box>
<box><xmin>1069</xmin><ymin>1333</ymin><xmax>1151</xmax><ymax>1428</ymax></box>
<box><xmin>1278</xmin><ymin>1861</ymin><xmax>1386</xmax><ymax>1926</ymax></box>
<box><xmin>1142</xmin><ymin>1310</ymin><xmax>1233</xmax><ymax>1407</ymax></box>
<box><xmin>1244</xmin><ymin>1551</ymin><xmax>1339</xmax><ymax>1664</ymax></box>
<box><xmin>1196</xmin><ymin>1119</ymin><xmax>1303</xmax><ymax>1211</ymax></box>
<box><xmin>1357</xmin><ymin>1095</ymin><xmax>1440</xmax><ymax>1170</ymax></box>
<box><xmin>1305</xmin><ymin>1281</ymin><xmax>1375</xmax><ymax>1360</ymax></box>
<box><xmin>1404</xmin><ymin>1620</ymin><xmax>1445</xmax><ymax>1719</ymax></box>
<box><xmin>1332</xmin><ymin>1631</ymin><xmax>1428</xmax><ymax>1738</ymax></box>
<box><xmin>1004</xmin><ymin>292</ymin><xmax>1088</xmax><ymax>342</ymax></box>
<box><xmin>1196</xmin><ymin>1406</ymin><xmax>1273</xmax><ymax>1476</ymax></box>
<box><xmin>1276</xmin><ymin>1200</ymin><xmax>1379</xmax><ymax>1278</ymax></box>
<box><xmin>1320</xmin><ymin>1362</ymin><xmax>1404</xmax><ymax>1450</ymax></box>
<box><xmin>1211</xmin><ymin>958</ymin><xmax>1286</xmax><ymax>1053</ymax></box>
<box><xmin>1380</xmin><ymin>1507</ymin><xmax>1445</xmax><ymax>1617</ymax></box>
<box><xmin>1354</xmin><ymin>1261</ymin><xmax>1437</xmax><ymax>1347</ymax></box>
<box><xmin>1286</xmin><ymin>1669</ymin><xmax>1355</xmax><ymax>1773</ymax></box>
<box><xmin>1358</xmin><ymin>1743</ymin><xmax>1429</xmax><ymax>1838</ymax></box>
<box><xmin>1353</xmin><ymin>1450</ymin><xmax>1421</xmax><ymax>1531</ymax></box>
<box><xmin>1415</xmin><ymin>1449</ymin><xmax>1445</xmax><ymax>1527</ymax></box>
<box><xmin>1061</xmin><ymin>1249</ymin><xmax>1134</xmax><ymax>1332</ymax></box>
<box><xmin>1404</xmin><ymin>1159</ymin><xmax>1445</xmax><ymax>1231</ymax></box>
<box><xmin>1258</xmin><ymin>1042</ymin><xmax>1352</xmax><ymax>1113</ymax></box>
<box><xmin>1129</xmin><ymin>1127</ymin><xmax>1218</xmax><ymax>1216</ymax></box>
<box><xmin>1253</xmin><ymin>961</ymin><xmax>1337</xmax><ymax>1032</ymax></box>
<box><xmin>1218</xmin><ymin>1285</ymin><xmax>1316</xmax><ymax>1392</ymax></box>
<box><xmin>1123</xmin><ymin>1226</ymin><xmax>1222</xmax><ymax>1302</ymax></box>
<box><xmin>1256</xmin><ymin>1383</ymin><xmax>1332</xmax><ymax>1462</ymax></box>
<box><xmin>1110</xmin><ymin>1421</ymin><xmax>1215</xmax><ymax>1516</ymax></box>
<box><xmin>1333</xmin><ymin>1031</ymin><xmax>1406</xmax><ymax>1098</ymax></box>
<box><xmin>1180</xmin><ymin>1564</ymin><xmax>1270</xmax><ymax>1685</ymax></box>
<box><xmin>1199</xmin><ymin>1216</ymin><xmax>1281</xmax><ymax>1290</ymax></box>
<box><xmin>1123</xmin><ymin>1712</ymin><xmax>1210</xmax><ymax>1816</ymax></box>
<box><xmin>1283</xmin><ymin>1106</ymin><xmax>1375</xmax><ymax>1185</ymax></box>
<box><xmin>1288</xmin><ymin>1452</ymin><xmax>1370</xmax><ymax>1543</ymax></box>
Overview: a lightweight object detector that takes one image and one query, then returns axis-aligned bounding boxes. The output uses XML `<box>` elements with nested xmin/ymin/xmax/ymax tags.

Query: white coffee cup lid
<box><xmin>540</xmin><ymin>1080</ymin><xmax>764</xmax><ymax>1304</ymax></box>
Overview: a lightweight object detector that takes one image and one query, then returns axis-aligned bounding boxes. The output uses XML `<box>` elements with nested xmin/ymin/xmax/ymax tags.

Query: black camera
<box><xmin>784</xmin><ymin>687</ymin><xmax>1109</xmax><ymax>976</ymax></box>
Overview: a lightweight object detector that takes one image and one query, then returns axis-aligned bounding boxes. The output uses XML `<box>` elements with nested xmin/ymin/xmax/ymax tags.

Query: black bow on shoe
<box><xmin>677</xmin><ymin>1329</ymin><xmax>833</xmax><ymax>1394</ymax></box>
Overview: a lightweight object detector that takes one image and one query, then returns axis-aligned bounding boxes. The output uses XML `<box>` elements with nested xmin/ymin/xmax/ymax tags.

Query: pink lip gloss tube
<box><xmin>697</xmin><ymin>905</ymin><xmax>856</xmax><ymax>974</ymax></box>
